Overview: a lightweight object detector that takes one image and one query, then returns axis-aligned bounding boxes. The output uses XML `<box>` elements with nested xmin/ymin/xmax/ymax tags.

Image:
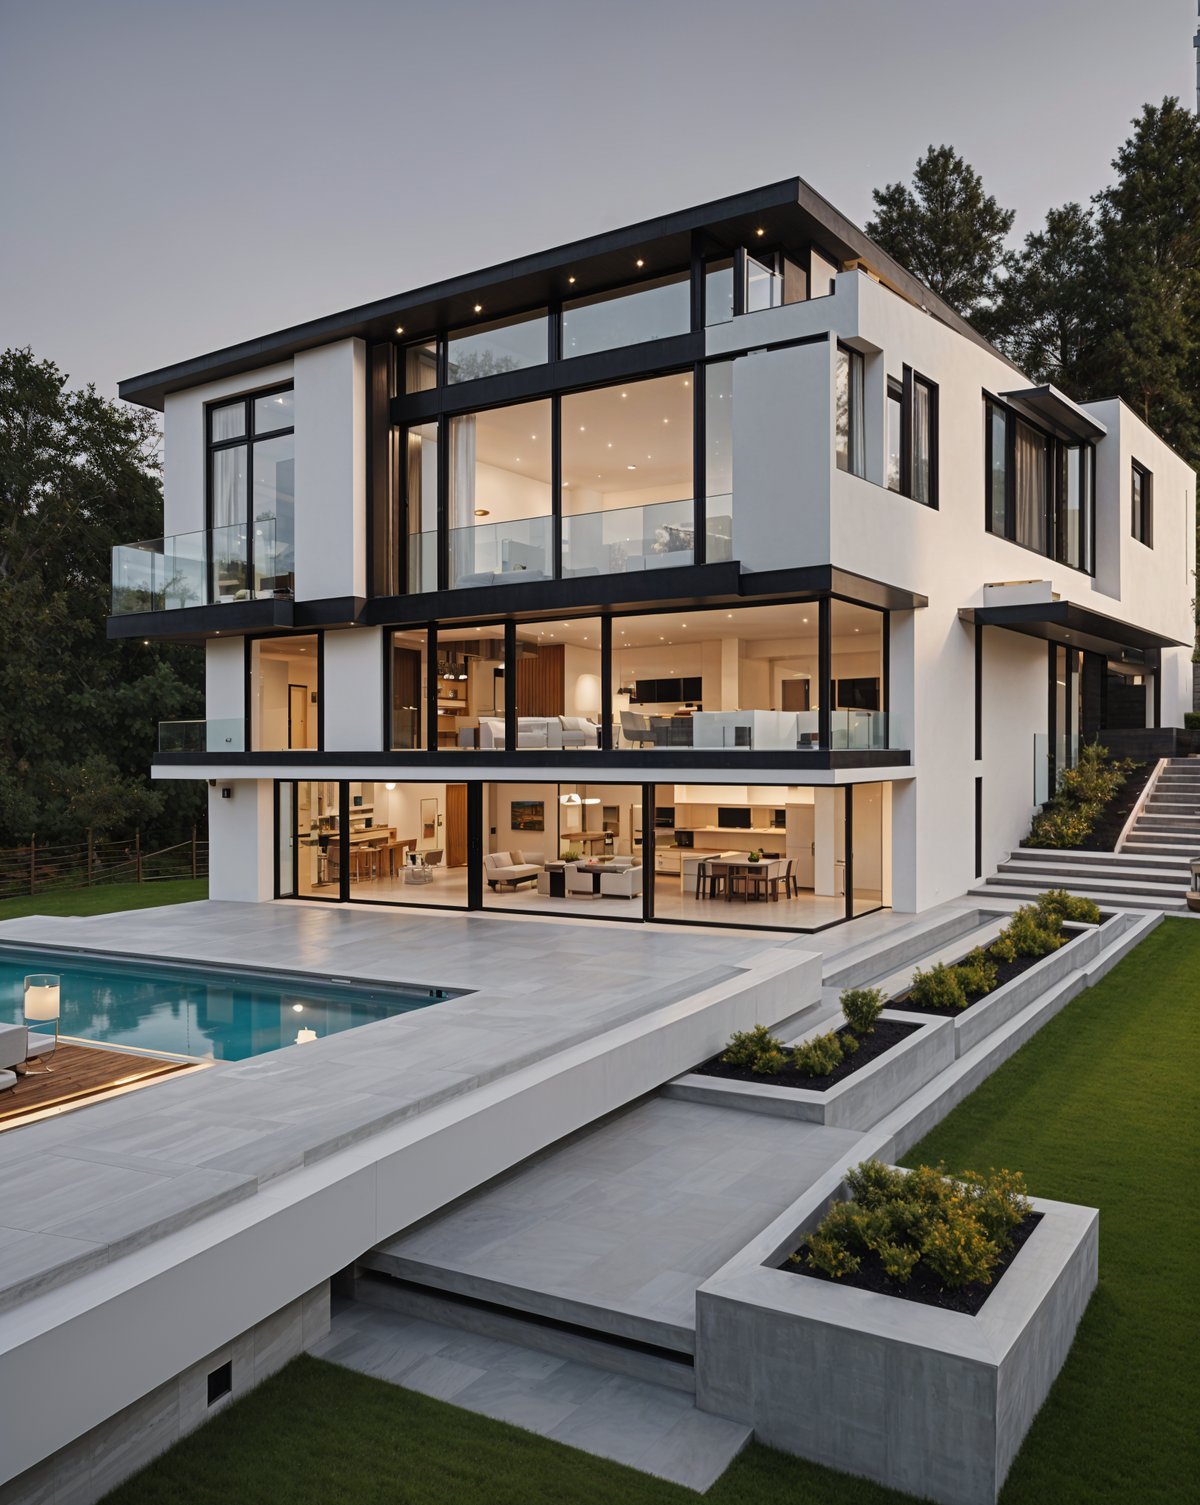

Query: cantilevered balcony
<box><xmin>111</xmin><ymin>518</ymin><xmax>289</xmax><ymax>615</ymax></box>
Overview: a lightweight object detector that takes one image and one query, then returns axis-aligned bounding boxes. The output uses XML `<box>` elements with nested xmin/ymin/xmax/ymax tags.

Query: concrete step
<box><xmin>821</xmin><ymin>906</ymin><xmax>985</xmax><ymax>989</ymax></box>
<box><xmin>1007</xmin><ymin>848</ymin><xmax>1189</xmax><ymax>871</ymax></box>
<box><xmin>352</xmin><ymin>1270</ymin><xmax>698</xmax><ymax>1393</ymax></box>
<box><xmin>312</xmin><ymin>1301</ymin><xmax>750</xmax><ymax>1492</ymax></box>
<box><xmin>1127</xmin><ymin>831</ymin><xmax>1200</xmax><ymax>847</ymax></box>
<box><xmin>971</xmin><ymin>882</ymin><xmax>1186</xmax><ymax>913</ymax></box>
<box><xmin>998</xmin><ymin>858</ymin><xmax>1191</xmax><ymax>885</ymax></box>
<box><xmin>987</xmin><ymin>872</ymin><xmax>1184</xmax><ymax>900</ymax></box>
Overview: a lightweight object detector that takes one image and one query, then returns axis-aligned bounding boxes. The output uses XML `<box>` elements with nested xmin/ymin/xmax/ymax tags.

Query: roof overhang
<box><xmin>998</xmin><ymin>385</ymin><xmax>1107</xmax><ymax>442</ymax></box>
<box><xmin>119</xmin><ymin>177</ymin><xmax>1021</xmax><ymax>411</ymax></box>
<box><xmin>960</xmin><ymin>599</ymin><xmax>1187</xmax><ymax>659</ymax></box>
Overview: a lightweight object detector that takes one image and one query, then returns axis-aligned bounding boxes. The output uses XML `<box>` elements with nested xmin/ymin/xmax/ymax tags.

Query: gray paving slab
<box><xmin>318</xmin><ymin>1304</ymin><xmax>750</xmax><ymax>1491</ymax></box>
<box><xmin>371</xmin><ymin>1095</ymin><xmax>861</xmax><ymax>1341</ymax></box>
<box><xmin>0</xmin><ymin>901</ymin><xmax>786</xmax><ymax>1312</ymax></box>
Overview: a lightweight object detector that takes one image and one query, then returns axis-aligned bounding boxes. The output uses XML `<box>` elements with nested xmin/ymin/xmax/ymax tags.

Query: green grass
<box><xmin>0</xmin><ymin>877</ymin><xmax>207</xmax><ymax>922</ymax></box>
<box><xmin>101</xmin><ymin>918</ymin><xmax>1200</xmax><ymax>1505</ymax></box>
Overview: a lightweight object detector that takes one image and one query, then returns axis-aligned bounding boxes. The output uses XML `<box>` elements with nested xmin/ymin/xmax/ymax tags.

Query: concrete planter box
<box><xmin>696</xmin><ymin>1176</ymin><xmax>1098</xmax><ymax>1505</ymax></box>
<box><xmin>663</xmin><ymin>1013</ymin><xmax>953</xmax><ymax>1130</ymax></box>
<box><xmin>944</xmin><ymin>919</ymin><xmax>1111</xmax><ymax>1059</ymax></box>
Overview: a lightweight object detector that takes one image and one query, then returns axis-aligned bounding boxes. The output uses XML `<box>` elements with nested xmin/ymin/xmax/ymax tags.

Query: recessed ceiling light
<box><xmin>473</xmin><ymin>303</ymin><xmax>482</xmax><ymax>313</ymax></box>
<box><xmin>579</xmin><ymin>425</ymin><xmax>586</xmax><ymax>432</ymax></box>
<box><xmin>636</xmin><ymin>258</ymin><xmax>645</xmax><ymax>268</ymax></box>
<box><xmin>627</xmin><ymin>464</ymin><xmax>637</xmax><ymax>470</ymax></box>
<box><xmin>395</xmin><ymin>325</ymin><xmax>404</xmax><ymax>334</ymax></box>
<box><xmin>568</xmin><ymin>275</ymin><xmax>576</xmax><ymax>284</ymax></box>
<box><xmin>756</xmin><ymin>227</ymin><xmax>765</xmax><ymax>237</ymax></box>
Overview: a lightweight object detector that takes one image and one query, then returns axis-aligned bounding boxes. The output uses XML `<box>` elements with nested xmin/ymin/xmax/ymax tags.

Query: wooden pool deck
<box><xmin>0</xmin><ymin>1041</ymin><xmax>196</xmax><ymax>1130</ymax></box>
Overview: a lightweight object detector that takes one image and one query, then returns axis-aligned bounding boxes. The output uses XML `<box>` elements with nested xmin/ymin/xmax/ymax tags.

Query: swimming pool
<box><xmin>0</xmin><ymin>948</ymin><xmax>450</xmax><ymax>1061</ymax></box>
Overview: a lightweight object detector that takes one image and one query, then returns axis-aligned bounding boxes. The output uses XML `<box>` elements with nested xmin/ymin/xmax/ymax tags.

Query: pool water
<box><xmin>0</xmin><ymin>949</ymin><xmax>448</xmax><ymax>1061</ymax></box>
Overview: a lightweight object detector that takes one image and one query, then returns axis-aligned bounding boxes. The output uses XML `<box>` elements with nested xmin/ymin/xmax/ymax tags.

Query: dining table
<box><xmin>699</xmin><ymin>855</ymin><xmax>788</xmax><ymax>902</ymax></box>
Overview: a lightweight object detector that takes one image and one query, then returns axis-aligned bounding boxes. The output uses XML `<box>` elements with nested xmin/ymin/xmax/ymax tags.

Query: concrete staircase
<box><xmin>971</xmin><ymin>758</ymin><xmax>1199</xmax><ymax>914</ymax></box>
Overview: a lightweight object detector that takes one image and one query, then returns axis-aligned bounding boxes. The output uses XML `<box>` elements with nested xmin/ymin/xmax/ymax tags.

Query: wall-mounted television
<box><xmin>718</xmin><ymin>807</ymin><xmax>752</xmax><ymax>829</ymax></box>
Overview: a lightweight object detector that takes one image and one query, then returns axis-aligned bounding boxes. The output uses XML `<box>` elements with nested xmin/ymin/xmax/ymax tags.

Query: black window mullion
<box><xmin>600</xmin><ymin>616</ymin><xmax>613</xmax><ymax>751</ymax></box>
<box><xmin>900</xmin><ymin>367</ymin><xmax>913</xmax><ymax>499</ymax></box>
<box><xmin>551</xmin><ymin>393</ymin><xmax>562</xmax><ymax>579</ymax></box>
<box><xmin>843</xmin><ymin>785</ymin><xmax>854</xmax><ymax>923</ymax></box>
<box><xmin>693</xmin><ymin>361</ymin><xmax>706</xmax><ymax>566</ymax></box>
<box><xmin>426</xmin><ymin>625</ymin><xmax>439</xmax><ymax>753</ymax></box>
<box><xmin>818</xmin><ymin>596</ymin><xmax>832</xmax><ymax>749</ymax></box>
<box><xmin>504</xmin><ymin>619</ymin><xmax>517</xmax><ymax>749</ymax></box>
<box><xmin>436</xmin><ymin>417</ymin><xmax>449</xmax><ymax>592</ymax></box>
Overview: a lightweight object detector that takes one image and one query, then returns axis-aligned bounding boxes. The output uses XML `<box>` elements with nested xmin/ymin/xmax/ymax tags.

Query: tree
<box><xmin>1089</xmin><ymin>99</ymin><xmax>1200</xmax><ymax>473</ymax></box>
<box><xmin>0</xmin><ymin>347</ymin><xmax>204</xmax><ymax>846</ymax></box>
<box><xmin>866</xmin><ymin>145</ymin><xmax>1015</xmax><ymax>325</ymax></box>
<box><xmin>987</xmin><ymin>203</ymin><xmax>1100</xmax><ymax>395</ymax></box>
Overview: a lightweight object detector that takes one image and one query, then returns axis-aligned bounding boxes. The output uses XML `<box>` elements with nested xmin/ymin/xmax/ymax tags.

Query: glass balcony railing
<box><xmin>406</xmin><ymin>529</ymin><xmax>438</xmax><ymax>595</ymax></box>
<box><xmin>448</xmin><ymin>515</ymin><xmax>553</xmax><ymax>589</ymax></box>
<box><xmin>158</xmin><ymin>718</ymin><xmax>246</xmax><ymax>754</ymax></box>
<box><xmin>615</xmin><ymin>708</ymin><xmax>889</xmax><ymax>752</ymax></box>
<box><xmin>111</xmin><ymin>518</ymin><xmax>289</xmax><ymax>615</ymax></box>
<box><xmin>562</xmin><ymin>498</ymin><xmax>694</xmax><ymax>577</ymax></box>
<box><xmin>1033</xmin><ymin>732</ymin><xmax>1080</xmax><ymax>805</ymax></box>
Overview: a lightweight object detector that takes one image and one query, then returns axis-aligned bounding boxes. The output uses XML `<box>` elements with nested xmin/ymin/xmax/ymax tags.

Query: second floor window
<box><xmin>985</xmin><ymin>398</ymin><xmax>1094</xmax><ymax>572</ymax></box>
<box><xmin>835</xmin><ymin>345</ymin><xmax>865</xmax><ymax>477</ymax></box>
<box><xmin>208</xmin><ymin>386</ymin><xmax>294</xmax><ymax>598</ymax></box>
<box><xmin>1131</xmin><ymin>461</ymin><xmax>1153</xmax><ymax>546</ymax></box>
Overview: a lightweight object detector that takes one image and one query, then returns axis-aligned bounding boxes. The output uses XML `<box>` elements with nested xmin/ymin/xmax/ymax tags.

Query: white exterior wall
<box><xmin>204</xmin><ymin>636</ymin><xmax>245</xmax><ymax>721</ymax></box>
<box><xmin>293</xmin><ymin>338</ymin><xmax>367</xmax><ymax>602</ymax></box>
<box><xmin>162</xmin><ymin>362</ymin><xmax>293</xmax><ymax>540</ymax></box>
<box><xmin>206</xmin><ymin>781</ymin><xmax>274</xmax><ymax>901</ymax></box>
<box><xmin>322</xmin><ymin>626</ymin><xmax>384</xmax><ymax>752</ymax></box>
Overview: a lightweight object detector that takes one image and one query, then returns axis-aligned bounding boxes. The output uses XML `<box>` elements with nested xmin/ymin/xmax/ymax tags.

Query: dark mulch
<box><xmin>694</xmin><ymin>1019</ymin><xmax>920</xmax><ymax>1093</ymax></box>
<box><xmin>783</xmin><ymin>1211</ymin><xmax>1044</xmax><ymax>1316</ymax></box>
<box><xmin>892</xmin><ymin>924</ymin><xmax>1100</xmax><ymax>1015</ymax></box>
<box><xmin>1079</xmin><ymin>761</ymin><xmax>1151</xmax><ymax>851</ymax></box>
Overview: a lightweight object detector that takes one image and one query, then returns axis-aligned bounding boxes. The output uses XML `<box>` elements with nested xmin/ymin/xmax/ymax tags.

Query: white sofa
<box><xmin>479</xmin><ymin>718</ymin><xmax>565</xmax><ymax>751</ymax></box>
<box><xmin>0</xmin><ymin>1022</ymin><xmax>54</xmax><ymax>1079</ymax></box>
<box><xmin>599</xmin><ymin>864</ymin><xmax>643</xmax><ymax>898</ymax></box>
<box><xmin>558</xmin><ymin>716</ymin><xmax>600</xmax><ymax>749</ymax></box>
<box><xmin>483</xmin><ymin>850</ymin><xmax>543</xmax><ymax>889</ymax></box>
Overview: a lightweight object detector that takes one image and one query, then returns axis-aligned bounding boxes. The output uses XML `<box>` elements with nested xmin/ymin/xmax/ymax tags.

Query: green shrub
<box><xmin>1024</xmin><ymin>742</ymin><xmax>1133</xmax><ymax>849</ymax></box>
<box><xmin>841</xmin><ymin>985</ymin><xmax>886</xmax><ymax>1035</ymax></box>
<box><xmin>1034</xmin><ymin>888</ymin><xmax>1101</xmax><ymax>925</ymax></box>
<box><xmin>792</xmin><ymin>1159</ymin><xmax>1031</xmax><ymax>1290</ymax></box>
<box><xmin>955</xmin><ymin>947</ymin><xmax>999</xmax><ymax>999</ymax></box>
<box><xmin>791</xmin><ymin>1029</ymin><xmax>849</xmax><ymax>1077</ymax></box>
<box><xmin>722</xmin><ymin>1024</ymin><xmax>786</xmax><ymax>1073</ymax></box>
<box><xmin>907</xmin><ymin>961</ymin><xmax>967</xmax><ymax>1011</ymax></box>
<box><xmin>990</xmin><ymin>904</ymin><xmax>1065</xmax><ymax>963</ymax></box>
<box><xmin>1185</xmin><ymin>711</ymin><xmax>1200</xmax><ymax>730</ymax></box>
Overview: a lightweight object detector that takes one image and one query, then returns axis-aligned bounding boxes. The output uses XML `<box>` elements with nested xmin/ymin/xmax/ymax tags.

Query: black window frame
<box><xmin>205</xmin><ymin>383</ymin><xmax>295</xmax><ymax>601</ymax></box>
<box><xmin>1131</xmin><ymin>460</ymin><xmax>1153</xmax><ymax>547</ymax></box>
<box><xmin>904</xmin><ymin>367</ymin><xmax>939</xmax><ymax>509</ymax></box>
<box><xmin>983</xmin><ymin>394</ymin><xmax>1095</xmax><ymax>576</ymax></box>
<box><xmin>835</xmin><ymin>343</ymin><xmax>865</xmax><ymax>479</ymax></box>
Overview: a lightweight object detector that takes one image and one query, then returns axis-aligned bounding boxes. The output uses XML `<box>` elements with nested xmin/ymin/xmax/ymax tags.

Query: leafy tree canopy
<box><xmin>0</xmin><ymin>347</ymin><xmax>203</xmax><ymax>846</ymax></box>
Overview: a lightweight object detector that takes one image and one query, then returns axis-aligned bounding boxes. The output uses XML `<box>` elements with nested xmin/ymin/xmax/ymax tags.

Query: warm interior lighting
<box><xmin>473</xmin><ymin>303</ymin><xmax>483</xmax><ymax>313</ymax></box>
<box><xmin>474</xmin><ymin>508</ymin><xmax>490</xmax><ymax>517</ymax></box>
<box><xmin>385</xmin><ymin>782</ymin><xmax>397</xmax><ymax>790</ymax></box>
<box><xmin>635</xmin><ymin>259</ymin><xmax>645</xmax><ymax>268</ymax></box>
<box><xmin>756</xmin><ymin>227</ymin><xmax>766</xmax><ymax>236</ymax></box>
<box><xmin>395</xmin><ymin>325</ymin><xmax>404</xmax><ymax>334</ymax></box>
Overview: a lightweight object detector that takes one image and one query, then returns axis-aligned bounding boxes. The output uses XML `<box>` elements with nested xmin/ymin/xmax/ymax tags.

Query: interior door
<box><xmin>445</xmin><ymin>784</ymin><xmax>468</xmax><ymax>868</ymax></box>
<box><xmin>781</xmin><ymin>678</ymin><xmax>811</xmax><ymax>712</ymax></box>
<box><xmin>288</xmin><ymin>684</ymin><xmax>308</xmax><ymax>749</ymax></box>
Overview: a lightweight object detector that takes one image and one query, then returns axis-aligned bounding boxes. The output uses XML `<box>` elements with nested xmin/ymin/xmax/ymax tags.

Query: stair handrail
<box><xmin>1115</xmin><ymin>757</ymin><xmax>1169</xmax><ymax>853</ymax></box>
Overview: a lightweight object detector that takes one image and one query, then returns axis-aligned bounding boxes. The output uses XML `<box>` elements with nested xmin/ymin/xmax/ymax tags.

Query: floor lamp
<box><xmin>24</xmin><ymin>973</ymin><xmax>60</xmax><ymax>1071</ymax></box>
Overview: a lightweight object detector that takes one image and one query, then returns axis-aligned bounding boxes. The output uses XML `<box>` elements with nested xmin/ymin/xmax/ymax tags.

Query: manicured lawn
<box><xmin>102</xmin><ymin>918</ymin><xmax>1199</xmax><ymax>1505</ymax></box>
<box><xmin>0</xmin><ymin>877</ymin><xmax>206</xmax><ymax>923</ymax></box>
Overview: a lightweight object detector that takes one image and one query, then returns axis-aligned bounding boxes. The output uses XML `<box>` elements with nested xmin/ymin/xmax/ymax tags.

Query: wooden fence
<box><xmin>0</xmin><ymin>829</ymin><xmax>207</xmax><ymax>900</ymax></box>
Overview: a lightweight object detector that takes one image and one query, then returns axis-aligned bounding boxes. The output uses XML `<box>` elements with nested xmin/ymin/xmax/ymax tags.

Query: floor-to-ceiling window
<box><xmin>561</xmin><ymin>374</ymin><xmax>694</xmax><ymax>577</ymax></box>
<box><xmin>447</xmin><ymin>400</ymin><xmax>552</xmax><ymax>588</ymax></box>
<box><xmin>514</xmin><ymin>619</ymin><xmax>603</xmax><ymax>750</ymax></box>
<box><xmin>207</xmin><ymin>386</ymin><xmax>294</xmax><ymax>600</ymax></box>
<box><xmin>436</xmin><ymin>624</ymin><xmax>507</xmax><ymax>749</ymax></box>
<box><xmin>249</xmin><ymin>635</ymin><xmax>319</xmax><ymax>751</ymax></box>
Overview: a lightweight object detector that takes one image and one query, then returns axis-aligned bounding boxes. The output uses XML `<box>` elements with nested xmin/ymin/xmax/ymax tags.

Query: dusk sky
<box><xmin>1</xmin><ymin>0</ymin><xmax>1194</xmax><ymax>405</ymax></box>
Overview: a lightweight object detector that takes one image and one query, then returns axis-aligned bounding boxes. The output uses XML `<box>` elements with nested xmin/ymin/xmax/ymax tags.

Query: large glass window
<box><xmin>346</xmin><ymin>781</ymin><xmax>468</xmax><ymax>906</ymax></box>
<box><xmin>389</xmin><ymin>629</ymin><xmax>429</xmax><ymax>750</ymax></box>
<box><xmin>447</xmin><ymin>311</ymin><xmax>549</xmax><ymax>384</ymax></box>
<box><xmin>561</xmin><ymin>374</ymin><xmax>694</xmax><ymax>577</ymax></box>
<box><xmin>705</xmin><ymin>258</ymin><xmax>734</xmax><ymax>325</ymax></box>
<box><xmin>294</xmin><ymin>781</ymin><xmax>340</xmax><ymax>898</ymax></box>
<box><xmin>562</xmin><ymin>271</ymin><xmax>690</xmax><ymax>359</ymax></box>
<box><xmin>436</xmin><ymin>624</ymin><xmax>507</xmax><ymax>749</ymax></box>
<box><xmin>705</xmin><ymin>361</ymin><xmax>734</xmax><ymax>562</ymax></box>
<box><xmin>250</xmin><ymin>635</ymin><xmax>319</xmax><ymax>751</ymax></box>
<box><xmin>886</xmin><ymin>378</ymin><xmax>903</xmax><ymax>493</ymax></box>
<box><xmin>835</xmin><ymin>346</ymin><xmax>865</xmax><ymax>477</ymax></box>
<box><xmin>404</xmin><ymin>341</ymin><xmax>438</xmax><ymax>393</ymax></box>
<box><xmin>405</xmin><ymin>421</ymin><xmax>438</xmax><ymax>593</ymax></box>
<box><xmin>447</xmin><ymin>400</ymin><xmax>552</xmax><ymax>587</ymax></box>
<box><xmin>515</xmin><ymin>619</ymin><xmax>603</xmax><ymax>751</ymax></box>
<box><xmin>207</xmin><ymin>385</ymin><xmax>294</xmax><ymax>599</ymax></box>
<box><xmin>910</xmin><ymin>374</ymin><xmax>936</xmax><ymax>507</ymax></box>
<box><xmin>829</xmin><ymin>600</ymin><xmax>886</xmax><ymax>748</ymax></box>
<box><xmin>986</xmin><ymin>400</ymin><xmax>1093</xmax><ymax>571</ymax></box>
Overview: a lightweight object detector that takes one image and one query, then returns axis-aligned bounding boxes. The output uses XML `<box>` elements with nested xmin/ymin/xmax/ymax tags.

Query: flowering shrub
<box><xmin>795</xmin><ymin>1160</ymin><xmax>1031</xmax><ymax>1289</ymax></box>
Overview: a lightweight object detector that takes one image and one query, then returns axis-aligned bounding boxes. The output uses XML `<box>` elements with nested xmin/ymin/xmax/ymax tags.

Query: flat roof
<box><xmin>119</xmin><ymin>176</ymin><xmax>1019</xmax><ymax>410</ymax></box>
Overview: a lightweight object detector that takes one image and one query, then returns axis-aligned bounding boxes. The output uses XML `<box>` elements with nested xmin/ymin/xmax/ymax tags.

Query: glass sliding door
<box><xmin>295</xmin><ymin>781</ymin><xmax>341</xmax><ymax>898</ymax></box>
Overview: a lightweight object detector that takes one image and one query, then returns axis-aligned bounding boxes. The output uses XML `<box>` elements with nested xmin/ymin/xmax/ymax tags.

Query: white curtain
<box><xmin>449</xmin><ymin>416</ymin><xmax>476</xmax><ymax>529</ymax></box>
<box><xmin>849</xmin><ymin>352</ymin><xmax>865</xmax><ymax>479</ymax></box>
<box><xmin>1014</xmin><ymin>420</ymin><xmax>1048</xmax><ymax>554</ymax></box>
<box><xmin>912</xmin><ymin>380</ymin><xmax>930</xmax><ymax>503</ymax></box>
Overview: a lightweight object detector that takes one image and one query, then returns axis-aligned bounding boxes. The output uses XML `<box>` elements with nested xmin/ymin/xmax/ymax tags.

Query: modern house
<box><xmin>112</xmin><ymin>177</ymin><xmax>1197</xmax><ymax>933</ymax></box>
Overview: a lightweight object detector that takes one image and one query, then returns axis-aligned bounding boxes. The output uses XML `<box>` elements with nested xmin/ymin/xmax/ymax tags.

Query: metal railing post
<box><xmin>191</xmin><ymin>826</ymin><xmax>198</xmax><ymax>880</ymax></box>
<box><xmin>135</xmin><ymin>830</ymin><xmax>143</xmax><ymax>883</ymax></box>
